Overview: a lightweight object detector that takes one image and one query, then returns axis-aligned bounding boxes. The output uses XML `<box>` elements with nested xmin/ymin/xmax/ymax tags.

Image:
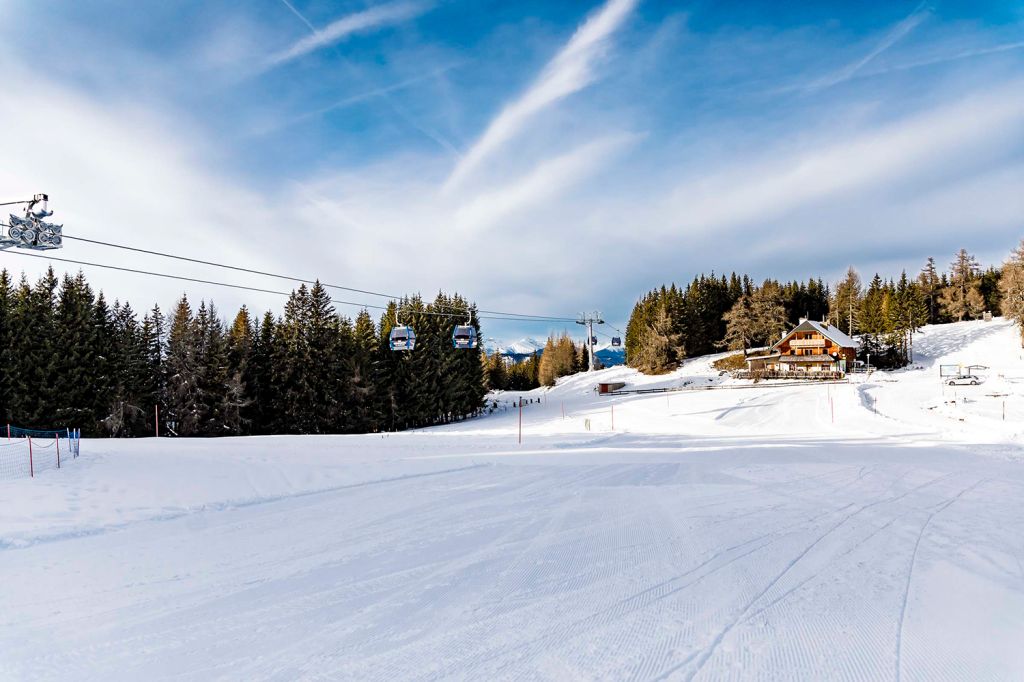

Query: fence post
<box><xmin>28</xmin><ymin>437</ymin><xmax>33</xmax><ymax>478</ymax></box>
<box><xmin>6</xmin><ymin>423</ymin><xmax>9</xmax><ymax>442</ymax></box>
<box><xmin>56</xmin><ymin>434</ymin><xmax>60</xmax><ymax>469</ymax></box>
<box><xmin>155</xmin><ymin>404</ymin><xmax>160</xmax><ymax>438</ymax></box>
<box><xmin>518</xmin><ymin>398</ymin><xmax>522</xmax><ymax>445</ymax></box>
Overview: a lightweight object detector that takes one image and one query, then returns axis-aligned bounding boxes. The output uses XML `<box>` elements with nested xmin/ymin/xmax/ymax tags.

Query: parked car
<box><xmin>948</xmin><ymin>375</ymin><xmax>982</xmax><ymax>386</ymax></box>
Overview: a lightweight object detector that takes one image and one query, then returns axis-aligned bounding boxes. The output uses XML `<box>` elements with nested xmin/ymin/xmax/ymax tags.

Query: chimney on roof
<box><xmin>798</xmin><ymin>317</ymin><xmax>807</xmax><ymax>324</ymax></box>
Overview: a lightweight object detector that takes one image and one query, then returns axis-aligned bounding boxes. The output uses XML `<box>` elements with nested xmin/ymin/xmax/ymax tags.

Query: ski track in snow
<box><xmin>894</xmin><ymin>478</ymin><xmax>986</xmax><ymax>682</ymax></box>
<box><xmin>2</xmin><ymin>319</ymin><xmax>1024</xmax><ymax>680</ymax></box>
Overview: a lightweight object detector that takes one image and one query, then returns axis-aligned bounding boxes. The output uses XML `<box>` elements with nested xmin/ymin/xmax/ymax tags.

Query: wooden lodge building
<box><xmin>746</xmin><ymin>319</ymin><xmax>858</xmax><ymax>378</ymax></box>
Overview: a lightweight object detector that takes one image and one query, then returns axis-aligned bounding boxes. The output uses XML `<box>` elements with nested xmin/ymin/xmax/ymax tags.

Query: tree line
<box><xmin>625</xmin><ymin>273</ymin><xmax>829</xmax><ymax>373</ymax></box>
<box><xmin>626</xmin><ymin>244</ymin><xmax>1024</xmax><ymax>374</ymax></box>
<box><xmin>481</xmin><ymin>333</ymin><xmax>597</xmax><ymax>391</ymax></box>
<box><xmin>0</xmin><ymin>267</ymin><xmax>487</xmax><ymax>436</ymax></box>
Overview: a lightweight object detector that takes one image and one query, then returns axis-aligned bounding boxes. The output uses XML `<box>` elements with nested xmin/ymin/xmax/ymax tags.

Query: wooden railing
<box><xmin>789</xmin><ymin>339</ymin><xmax>826</xmax><ymax>348</ymax></box>
<box><xmin>733</xmin><ymin>370</ymin><xmax>845</xmax><ymax>381</ymax></box>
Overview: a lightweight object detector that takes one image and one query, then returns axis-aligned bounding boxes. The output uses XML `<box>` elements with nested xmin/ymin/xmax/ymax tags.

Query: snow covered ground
<box><xmin>2</xmin><ymin>319</ymin><xmax>1023</xmax><ymax>680</ymax></box>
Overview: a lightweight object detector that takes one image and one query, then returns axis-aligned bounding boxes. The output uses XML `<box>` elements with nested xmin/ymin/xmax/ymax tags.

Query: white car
<box><xmin>947</xmin><ymin>375</ymin><xmax>982</xmax><ymax>386</ymax></box>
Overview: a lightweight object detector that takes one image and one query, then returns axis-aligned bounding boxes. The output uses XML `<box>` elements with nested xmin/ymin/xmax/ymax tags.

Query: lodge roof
<box><xmin>773</xmin><ymin>319</ymin><xmax>857</xmax><ymax>351</ymax></box>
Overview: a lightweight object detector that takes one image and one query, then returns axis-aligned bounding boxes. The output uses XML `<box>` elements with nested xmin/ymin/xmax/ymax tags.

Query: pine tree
<box><xmin>941</xmin><ymin>249</ymin><xmax>984</xmax><ymax>321</ymax></box>
<box><xmin>164</xmin><ymin>295</ymin><xmax>200</xmax><ymax>436</ymax></box>
<box><xmin>750</xmin><ymin>282</ymin><xmax>789</xmax><ymax>347</ymax></box>
<box><xmin>227</xmin><ymin>306</ymin><xmax>256</xmax><ymax>434</ymax></box>
<box><xmin>631</xmin><ymin>299</ymin><xmax>684</xmax><ymax>374</ymax></box>
<box><xmin>978</xmin><ymin>267</ymin><xmax>1003</xmax><ymax>314</ymax></box>
<box><xmin>141</xmin><ymin>304</ymin><xmax>166</xmax><ymax>434</ymax></box>
<box><xmin>52</xmin><ymin>273</ymin><xmax>99</xmax><ymax>431</ymax></box>
<box><xmin>858</xmin><ymin>274</ymin><xmax>888</xmax><ymax>367</ymax></box>
<box><xmin>484</xmin><ymin>351</ymin><xmax>508</xmax><ymax>391</ymax></box>
<box><xmin>11</xmin><ymin>270</ymin><xmax>58</xmax><ymax>428</ymax></box>
<box><xmin>250</xmin><ymin>311</ymin><xmax>277</xmax><ymax>434</ymax></box>
<box><xmin>830</xmin><ymin>267</ymin><xmax>862</xmax><ymax>336</ymax></box>
<box><xmin>90</xmin><ymin>292</ymin><xmax>115</xmax><ymax>433</ymax></box>
<box><xmin>999</xmin><ymin>240</ymin><xmax>1024</xmax><ymax>346</ymax></box>
<box><xmin>721</xmin><ymin>295</ymin><xmax>755</xmax><ymax>355</ymax></box>
<box><xmin>891</xmin><ymin>271</ymin><xmax>926</xmax><ymax>364</ymax></box>
<box><xmin>0</xmin><ymin>270</ymin><xmax>14</xmax><ymax>424</ymax></box>
<box><xmin>349</xmin><ymin>309</ymin><xmax>379</xmax><ymax>431</ymax></box>
<box><xmin>918</xmin><ymin>257</ymin><xmax>942</xmax><ymax>324</ymax></box>
<box><xmin>538</xmin><ymin>332</ymin><xmax>578</xmax><ymax>386</ymax></box>
<box><xmin>106</xmin><ymin>302</ymin><xmax>150</xmax><ymax>435</ymax></box>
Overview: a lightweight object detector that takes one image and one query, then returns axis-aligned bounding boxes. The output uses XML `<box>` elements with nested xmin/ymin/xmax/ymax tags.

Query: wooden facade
<box><xmin>746</xmin><ymin>320</ymin><xmax>857</xmax><ymax>377</ymax></box>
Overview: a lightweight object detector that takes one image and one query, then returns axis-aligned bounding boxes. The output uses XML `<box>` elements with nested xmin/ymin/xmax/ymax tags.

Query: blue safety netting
<box><xmin>0</xmin><ymin>425</ymin><xmax>82</xmax><ymax>480</ymax></box>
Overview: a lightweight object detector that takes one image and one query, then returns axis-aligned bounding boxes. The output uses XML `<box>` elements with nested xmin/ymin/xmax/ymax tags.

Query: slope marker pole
<box><xmin>28</xmin><ymin>437</ymin><xmax>33</xmax><ymax>478</ymax></box>
<box><xmin>518</xmin><ymin>398</ymin><xmax>523</xmax><ymax>445</ymax></box>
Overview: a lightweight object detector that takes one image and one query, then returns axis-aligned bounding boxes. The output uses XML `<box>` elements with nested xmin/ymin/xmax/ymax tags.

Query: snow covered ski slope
<box><xmin>1</xmin><ymin>319</ymin><xmax>1023</xmax><ymax>680</ymax></box>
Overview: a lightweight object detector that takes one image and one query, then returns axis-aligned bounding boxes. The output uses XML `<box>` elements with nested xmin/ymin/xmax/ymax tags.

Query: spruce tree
<box><xmin>830</xmin><ymin>267</ymin><xmax>862</xmax><ymax>336</ymax></box>
<box><xmin>0</xmin><ymin>270</ymin><xmax>14</xmax><ymax>424</ymax></box>
<box><xmin>918</xmin><ymin>257</ymin><xmax>942</xmax><ymax>324</ymax></box>
<box><xmin>721</xmin><ymin>295</ymin><xmax>755</xmax><ymax>355</ymax></box>
<box><xmin>141</xmin><ymin>304</ymin><xmax>166</xmax><ymax>434</ymax></box>
<box><xmin>750</xmin><ymin>282</ymin><xmax>788</xmax><ymax>347</ymax></box>
<box><xmin>11</xmin><ymin>270</ymin><xmax>58</xmax><ymax>428</ymax></box>
<box><xmin>53</xmin><ymin>273</ymin><xmax>99</xmax><ymax>431</ymax></box>
<box><xmin>999</xmin><ymin>240</ymin><xmax>1024</xmax><ymax>346</ymax></box>
<box><xmin>165</xmin><ymin>295</ymin><xmax>200</xmax><ymax>436</ymax></box>
<box><xmin>250</xmin><ymin>311</ymin><xmax>278</xmax><ymax>434</ymax></box>
<box><xmin>106</xmin><ymin>302</ymin><xmax>150</xmax><ymax>435</ymax></box>
<box><xmin>227</xmin><ymin>306</ymin><xmax>256</xmax><ymax>434</ymax></box>
<box><xmin>941</xmin><ymin>249</ymin><xmax>984</xmax><ymax>321</ymax></box>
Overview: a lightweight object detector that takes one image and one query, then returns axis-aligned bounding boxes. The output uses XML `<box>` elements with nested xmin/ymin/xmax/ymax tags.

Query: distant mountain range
<box><xmin>482</xmin><ymin>337</ymin><xmax>626</xmax><ymax>367</ymax></box>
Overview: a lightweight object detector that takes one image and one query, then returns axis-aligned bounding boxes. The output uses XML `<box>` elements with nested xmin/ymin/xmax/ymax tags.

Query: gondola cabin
<box><xmin>389</xmin><ymin>325</ymin><xmax>416</xmax><ymax>351</ymax></box>
<box><xmin>451</xmin><ymin>325</ymin><xmax>478</xmax><ymax>349</ymax></box>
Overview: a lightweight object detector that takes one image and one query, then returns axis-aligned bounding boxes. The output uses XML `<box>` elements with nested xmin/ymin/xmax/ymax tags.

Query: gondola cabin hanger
<box><xmin>451</xmin><ymin>322</ymin><xmax>477</xmax><ymax>350</ymax></box>
<box><xmin>389</xmin><ymin>312</ymin><xmax>416</xmax><ymax>351</ymax></box>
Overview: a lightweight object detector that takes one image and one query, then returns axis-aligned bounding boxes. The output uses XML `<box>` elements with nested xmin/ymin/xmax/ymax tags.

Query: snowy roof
<box><xmin>746</xmin><ymin>353</ymin><xmax>781</xmax><ymax>363</ymax></box>
<box><xmin>773</xmin><ymin>319</ymin><xmax>857</xmax><ymax>350</ymax></box>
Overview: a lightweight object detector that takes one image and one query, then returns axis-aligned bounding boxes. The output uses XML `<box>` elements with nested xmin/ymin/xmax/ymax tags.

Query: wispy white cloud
<box><xmin>248</xmin><ymin>64</ymin><xmax>460</xmax><ymax>137</ymax></box>
<box><xmin>268</xmin><ymin>1</ymin><xmax>432</xmax><ymax>68</ymax></box>
<box><xmin>442</xmin><ymin>0</ymin><xmax>638</xmax><ymax>193</ymax></box>
<box><xmin>666</xmin><ymin>81</ymin><xmax>1024</xmax><ymax>231</ymax></box>
<box><xmin>453</xmin><ymin>133</ymin><xmax>637</xmax><ymax>231</ymax></box>
<box><xmin>856</xmin><ymin>40</ymin><xmax>1024</xmax><ymax>79</ymax></box>
<box><xmin>808</xmin><ymin>3</ymin><xmax>930</xmax><ymax>90</ymax></box>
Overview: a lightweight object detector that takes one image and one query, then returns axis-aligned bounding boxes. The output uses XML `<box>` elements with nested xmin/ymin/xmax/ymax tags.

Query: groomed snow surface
<box><xmin>2</xmin><ymin>319</ymin><xmax>1024</xmax><ymax>680</ymax></box>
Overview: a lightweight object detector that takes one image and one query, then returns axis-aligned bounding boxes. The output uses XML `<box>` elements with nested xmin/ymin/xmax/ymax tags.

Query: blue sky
<box><xmin>1</xmin><ymin>0</ymin><xmax>1023</xmax><ymax>341</ymax></box>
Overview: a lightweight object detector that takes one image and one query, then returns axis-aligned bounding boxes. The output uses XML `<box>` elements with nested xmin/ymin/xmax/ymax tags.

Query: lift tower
<box><xmin>576</xmin><ymin>311</ymin><xmax>604</xmax><ymax>372</ymax></box>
